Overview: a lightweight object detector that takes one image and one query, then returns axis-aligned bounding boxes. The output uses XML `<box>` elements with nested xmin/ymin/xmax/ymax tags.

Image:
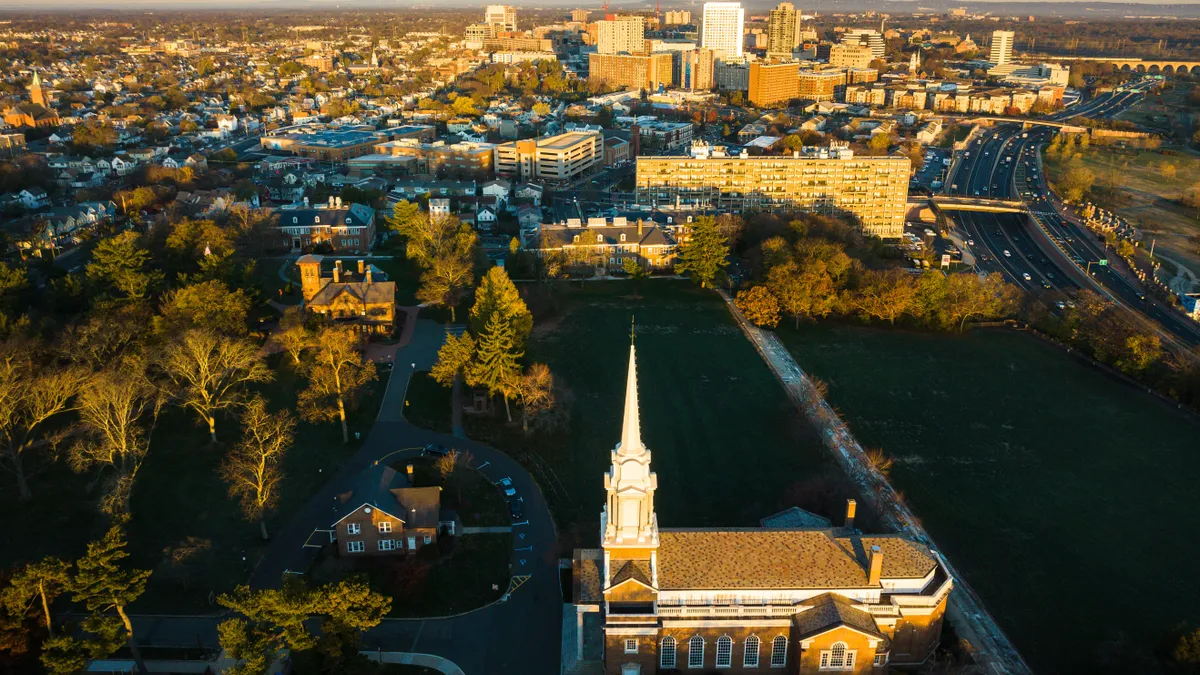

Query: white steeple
<box><xmin>601</xmin><ymin>339</ymin><xmax>658</xmax><ymax>549</ymax></box>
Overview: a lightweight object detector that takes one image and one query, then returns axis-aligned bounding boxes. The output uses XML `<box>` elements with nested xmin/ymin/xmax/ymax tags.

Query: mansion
<box><xmin>570</xmin><ymin>344</ymin><xmax>953</xmax><ymax>674</ymax></box>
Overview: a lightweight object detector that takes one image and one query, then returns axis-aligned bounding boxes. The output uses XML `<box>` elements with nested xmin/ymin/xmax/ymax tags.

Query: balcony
<box><xmin>656</xmin><ymin>604</ymin><xmax>801</xmax><ymax>619</ymax></box>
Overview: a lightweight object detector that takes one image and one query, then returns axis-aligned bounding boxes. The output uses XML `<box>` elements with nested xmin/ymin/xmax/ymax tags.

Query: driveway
<box><xmin>133</xmin><ymin>319</ymin><xmax>562</xmax><ymax>675</ymax></box>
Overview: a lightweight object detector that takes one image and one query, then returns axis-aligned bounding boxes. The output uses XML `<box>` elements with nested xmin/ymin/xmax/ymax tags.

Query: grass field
<box><xmin>464</xmin><ymin>280</ymin><xmax>852</xmax><ymax>550</ymax></box>
<box><xmin>1043</xmin><ymin>143</ymin><xmax>1200</xmax><ymax>272</ymax></box>
<box><xmin>0</xmin><ymin>355</ymin><xmax>389</xmax><ymax>613</ymax></box>
<box><xmin>778</xmin><ymin>322</ymin><xmax>1200</xmax><ymax>673</ymax></box>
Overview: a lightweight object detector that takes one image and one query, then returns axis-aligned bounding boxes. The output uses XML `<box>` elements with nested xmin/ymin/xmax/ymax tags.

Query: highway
<box><xmin>942</xmin><ymin>94</ymin><xmax>1200</xmax><ymax>347</ymax></box>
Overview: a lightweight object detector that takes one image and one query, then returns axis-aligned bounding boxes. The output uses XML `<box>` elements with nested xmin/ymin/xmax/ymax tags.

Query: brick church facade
<box><xmin>569</xmin><ymin>344</ymin><xmax>952</xmax><ymax>674</ymax></box>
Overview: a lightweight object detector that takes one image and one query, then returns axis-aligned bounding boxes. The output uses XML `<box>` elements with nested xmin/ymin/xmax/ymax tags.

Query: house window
<box><xmin>716</xmin><ymin>636</ymin><xmax>732</xmax><ymax>667</ymax></box>
<box><xmin>624</xmin><ymin>638</ymin><xmax>637</xmax><ymax>654</ymax></box>
<box><xmin>346</xmin><ymin>523</ymin><xmax>361</xmax><ymax>535</ymax></box>
<box><xmin>378</xmin><ymin>522</ymin><xmax>392</xmax><ymax>533</ymax></box>
<box><xmin>378</xmin><ymin>539</ymin><xmax>395</xmax><ymax>552</ymax></box>
<box><xmin>873</xmin><ymin>653</ymin><xmax>888</xmax><ymax>667</ymax></box>
<box><xmin>744</xmin><ymin>636</ymin><xmax>760</xmax><ymax>668</ymax></box>
<box><xmin>688</xmin><ymin>636</ymin><xmax>704</xmax><ymax>668</ymax></box>
<box><xmin>423</xmin><ymin>535</ymin><xmax>432</xmax><ymax>545</ymax></box>
<box><xmin>660</xmin><ymin>637</ymin><xmax>676</xmax><ymax>668</ymax></box>
<box><xmin>346</xmin><ymin>541</ymin><xmax>364</xmax><ymax>553</ymax></box>
<box><xmin>819</xmin><ymin>642</ymin><xmax>854</xmax><ymax>671</ymax></box>
<box><xmin>770</xmin><ymin>636</ymin><xmax>787</xmax><ymax>668</ymax></box>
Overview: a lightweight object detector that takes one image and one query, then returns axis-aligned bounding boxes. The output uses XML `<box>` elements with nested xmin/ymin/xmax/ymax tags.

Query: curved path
<box><xmin>133</xmin><ymin>319</ymin><xmax>562</xmax><ymax>675</ymax></box>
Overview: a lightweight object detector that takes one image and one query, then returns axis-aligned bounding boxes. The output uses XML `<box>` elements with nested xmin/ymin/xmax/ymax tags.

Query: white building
<box><xmin>701</xmin><ymin>2</ymin><xmax>745</xmax><ymax>59</ymax></box>
<box><xmin>598</xmin><ymin>16</ymin><xmax>645</xmax><ymax>55</ymax></box>
<box><xmin>840</xmin><ymin>28</ymin><xmax>885</xmax><ymax>60</ymax></box>
<box><xmin>493</xmin><ymin>131</ymin><xmax>604</xmax><ymax>182</ymax></box>
<box><xmin>990</xmin><ymin>30</ymin><xmax>1014</xmax><ymax>66</ymax></box>
<box><xmin>485</xmin><ymin>4</ymin><xmax>517</xmax><ymax>32</ymax></box>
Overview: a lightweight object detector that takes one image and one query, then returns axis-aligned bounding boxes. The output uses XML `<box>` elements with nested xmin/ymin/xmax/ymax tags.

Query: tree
<box><xmin>469</xmin><ymin>266</ymin><xmax>532</xmax><ymax>346</ymax></box>
<box><xmin>160</xmin><ymin>330</ymin><xmax>272</xmax><ymax>444</ymax></box>
<box><xmin>88</xmin><ymin>232</ymin><xmax>161</xmax><ymax>300</ymax></box>
<box><xmin>0</xmin><ymin>346</ymin><xmax>89</xmax><ymax>502</ymax></box>
<box><xmin>469</xmin><ymin>313</ymin><xmax>523</xmax><ymax>422</ymax></box>
<box><xmin>159</xmin><ymin>280</ymin><xmax>253</xmax><ymax>337</ymax></box>
<box><xmin>221</xmin><ymin>397</ymin><xmax>295</xmax><ymax>540</ymax></box>
<box><xmin>735</xmin><ymin>286</ymin><xmax>781</xmax><ymax>328</ymax></box>
<box><xmin>430</xmin><ymin>332</ymin><xmax>476</xmax><ymax>387</ymax></box>
<box><xmin>69</xmin><ymin>527</ymin><xmax>152</xmax><ymax>673</ymax></box>
<box><xmin>944</xmin><ymin>272</ymin><xmax>1018</xmax><ymax>331</ymax></box>
<box><xmin>70</xmin><ymin>362</ymin><xmax>163</xmax><ymax>517</ymax></box>
<box><xmin>416</xmin><ymin>222</ymin><xmax>477</xmax><ymax>323</ymax></box>
<box><xmin>850</xmin><ymin>269</ymin><xmax>917</xmax><ymax>324</ymax></box>
<box><xmin>1116</xmin><ymin>333</ymin><xmax>1161</xmax><ymax>374</ymax></box>
<box><xmin>275</xmin><ymin>307</ymin><xmax>314</xmax><ymax>365</ymax></box>
<box><xmin>1173</xmin><ymin>627</ymin><xmax>1200</xmax><ymax>666</ymax></box>
<box><xmin>389</xmin><ymin>200</ymin><xmax>423</xmax><ymax>236</ymax></box>
<box><xmin>767</xmin><ymin>260</ymin><xmax>836</xmax><ymax>328</ymax></box>
<box><xmin>515</xmin><ymin>363</ymin><xmax>555</xmax><ymax>434</ymax></box>
<box><xmin>867</xmin><ymin>133</ymin><xmax>891</xmax><ymax>154</ymax></box>
<box><xmin>299</xmin><ymin>327</ymin><xmax>377</xmax><ymax>443</ymax></box>
<box><xmin>676</xmin><ymin>216</ymin><xmax>730</xmax><ymax>289</ymax></box>
<box><xmin>1060</xmin><ymin>164</ymin><xmax>1096</xmax><ymax>202</ymax></box>
<box><xmin>622</xmin><ymin>258</ymin><xmax>648</xmax><ymax>297</ymax></box>
<box><xmin>2</xmin><ymin>557</ymin><xmax>71</xmax><ymax>635</ymax></box>
<box><xmin>532</xmin><ymin>102</ymin><xmax>551</xmax><ymax>116</ymax></box>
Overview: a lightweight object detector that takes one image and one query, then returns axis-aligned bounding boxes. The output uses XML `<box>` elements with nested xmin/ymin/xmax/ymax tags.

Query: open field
<box><xmin>1043</xmin><ymin>143</ymin><xmax>1200</xmax><ymax>272</ymax></box>
<box><xmin>461</xmin><ymin>280</ymin><xmax>849</xmax><ymax>549</ymax></box>
<box><xmin>778</xmin><ymin>322</ymin><xmax>1200</xmax><ymax>674</ymax></box>
<box><xmin>0</xmin><ymin>355</ymin><xmax>389</xmax><ymax>613</ymax></box>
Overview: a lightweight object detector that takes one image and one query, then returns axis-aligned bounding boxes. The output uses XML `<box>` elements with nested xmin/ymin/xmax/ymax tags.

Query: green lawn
<box><xmin>403</xmin><ymin>372</ymin><xmax>452</xmax><ymax>433</ymax></box>
<box><xmin>466</xmin><ymin>281</ymin><xmax>846</xmax><ymax>550</ymax></box>
<box><xmin>0</xmin><ymin>355</ymin><xmax>389</xmax><ymax>614</ymax></box>
<box><xmin>777</xmin><ymin>322</ymin><xmax>1200</xmax><ymax>674</ymax></box>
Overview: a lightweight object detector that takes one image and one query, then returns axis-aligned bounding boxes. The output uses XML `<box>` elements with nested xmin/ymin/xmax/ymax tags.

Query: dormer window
<box><xmin>314</xmin><ymin>216</ymin><xmax>320</xmax><ymax>224</ymax></box>
<box><xmin>573</xmin><ymin>235</ymin><xmax>579</xmax><ymax>243</ymax></box>
<box><xmin>596</xmin><ymin>234</ymin><xmax>603</xmax><ymax>243</ymax></box>
<box><xmin>346</xmin><ymin>217</ymin><xmax>352</xmax><ymax>224</ymax></box>
<box><xmin>292</xmin><ymin>217</ymin><xmax>298</xmax><ymax>224</ymax></box>
<box><xmin>620</xmin><ymin>233</ymin><xmax>626</xmax><ymax>242</ymax></box>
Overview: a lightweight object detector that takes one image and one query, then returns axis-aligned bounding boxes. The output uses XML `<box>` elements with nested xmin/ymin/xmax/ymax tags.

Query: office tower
<box><xmin>840</xmin><ymin>28</ymin><xmax>885</xmax><ymax>59</ymax></box>
<box><xmin>990</xmin><ymin>29</ymin><xmax>1014</xmax><ymax>66</ymax></box>
<box><xmin>485</xmin><ymin>5</ymin><xmax>517</xmax><ymax>32</ymax></box>
<box><xmin>701</xmin><ymin>2</ymin><xmax>745</xmax><ymax>59</ymax></box>
<box><xmin>597</xmin><ymin>16</ymin><xmax>646</xmax><ymax>54</ymax></box>
<box><xmin>766</xmin><ymin>2</ymin><xmax>804</xmax><ymax>58</ymax></box>
<box><xmin>828</xmin><ymin>43</ymin><xmax>873</xmax><ymax>69</ymax></box>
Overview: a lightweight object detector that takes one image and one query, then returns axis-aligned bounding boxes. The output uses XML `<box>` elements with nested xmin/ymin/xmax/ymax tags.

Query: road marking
<box><xmin>512</xmin><ymin>520</ymin><xmax>529</xmax><ymax>527</ymax></box>
<box><xmin>515</xmin><ymin>545</ymin><xmax>533</xmax><ymax>551</ymax></box>
<box><xmin>476</xmin><ymin>461</ymin><xmax>490</xmax><ymax>469</ymax></box>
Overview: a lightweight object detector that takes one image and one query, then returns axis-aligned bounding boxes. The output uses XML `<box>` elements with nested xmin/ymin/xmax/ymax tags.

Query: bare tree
<box><xmin>70</xmin><ymin>362</ymin><xmax>164</xmax><ymax>518</ymax></box>
<box><xmin>160</xmin><ymin>329</ymin><xmax>273</xmax><ymax>444</ymax></box>
<box><xmin>220</xmin><ymin>397</ymin><xmax>296</xmax><ymax>540</ymax></box>
<box><xmin>516</xmin><ymin>363</ymin><xmax>555</xmax><ymax>435</ymax></box>
<box><xmin>0</xmin><ymin>345</ymin><xmax>89</xmax><ymax>501</ymax></box>
<box><xmin>435</xmin><ymin>449</ymin><xmax>474</xmax><ymax>502</ymax></box>
<box><xmin>275</xmin><ymin>307</ymin><xmax>314</xmax><ymax>365</ymax></box>
<box><xmin>299</xmin><ymin>326</ymin><xmax>377</xmax><ymax>443</ymax></box>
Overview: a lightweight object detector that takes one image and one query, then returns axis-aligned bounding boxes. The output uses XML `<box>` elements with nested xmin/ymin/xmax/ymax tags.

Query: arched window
<box><xmin>819</xmin><ymin>641</ymin><xmax>854</xmax><ymax>670</ymax></box>
<box><xmin>769</xmin><ymin>636</ymin><xmax>787</xmax><ymax>668</ymax></box>
<box><xmin>716</xmin><ymin>636</ymin><xmax>733</xmax><ymax>667</ymax></box>
<box><xmin>688</xmin><ymin>636</ymin><xmax>705</xmax><ymax>668</ymax></box>
<box><xmin>660</xmin><ymin>637</ymin><xmax>676</xmax><ymax>668</ymax></box>
<box><xmin>744</xmin><ymin>636</ymin><xmax>760</xmax><ymax>668</ymax></box>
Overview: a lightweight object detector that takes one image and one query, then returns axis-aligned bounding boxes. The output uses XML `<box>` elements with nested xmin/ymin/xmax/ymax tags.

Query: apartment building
<box><xmin>749</xmin><ymin>62</ymin><xmax>800</xmax><ymax>107</ymax></box>
<box><xmin>483</xmin><ymin>35</ymin><xmax>553</xmax><ymax>52</ymax></box>
<box><xmin>714</xmin><ymin>59</ymin><xmax>750</xmax><ymax>91</ymax></box>
<box><xmin>597</xmin><ymin>16</ymin><xmax>645</xmax><ymax>54</ymax></box>
<box><xmin>844</xmin><ymin>85</ymin><xmax>887</xmax><ymax>107</ymax></box>
<box><xmin>486</xmin><ymin>5</ymin><xmax>517</xmax><ymax>32</ymax></box>
<box><xmin>494</xmin><ymin>131</ymin><xmax>604</xmax><ymax>182</ymax></box>
<box><xmin>664</xmin><ymin>10</ymin><xmax>692</xmax><ymax>25</ymax></box>
<box><xmin>679</xmin><ymin>48</ymin><xmax>716</xmax><ymax>91</ymax></box>
<box><xmin>635</xmin><ymin>142</ymin><xmax>909</xmax><ymax>238</ymax></box>
<box><xmin>766</xmin><ymin>2</ymin><xmax>804</xmax><ymax>57</ymax></box>
<box><xmin>589</xmin><ymin>52</ymin><xmax>675</xmax><ymax>91</ymax></box>
<box><xmin>701</xmin><ymin>2</ymin><xmax>745</xmax><ymax>59</ymax></box>
<box><xmin>829</xmin><ymin>43</ymin><xmax>874</xmax><ymax>69</ymax></box>
<box><xmin>840</xmin><ymin>28</ymin><xmax>885</xmax><ymax>59</ymax></box>
<box><xmin>798</xmin><ymin>69</ymin><xmax>846</xmax><ymax>101</ymax></box>
<box><xmin>636</xmin><ymin>120</ymin><xmax>695</xmax><ymax>152</ymax></box>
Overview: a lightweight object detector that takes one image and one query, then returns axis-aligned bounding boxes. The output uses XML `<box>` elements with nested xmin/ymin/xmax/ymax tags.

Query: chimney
<box><xmin>868</xmin><ymin>545</ymin><xmax>883</xmax><ymax>586</ymax></box>
<box><xmin>365</xmin><ymin>267</ymin><xmax>373</xmax><ymax>284</ymax></box>
<box><xmin>333</xmin><ymin>260</ymin><xmax>342</xmax><ymax>283</ymax></box>
<box><xmin>638</xmin><ymin>219</ymin><xmax>644</xmax><ymax>236</ymax></box>
<box><xmin>844</xmin><ymin>499</ymin><xmax>857</xmax><ymax>531</ymax></box>
<box><xmin>303</xmin><ymin>196</ymin><xmax>309</xmax><ymax>207</ymax></box>
<box><xmin>336</xmin><ymin>196</ymin><xmax>343</xmax><ymax>208</ymax></box>
<box><xmin>357</xmin><ymin>260</ymin><xmax>365</xmax><ymax>274</ymax></box>
<box><xmin>328</xmin><ymin>195</ymin><xmax>335</xmax><ymax>208</ymax></box>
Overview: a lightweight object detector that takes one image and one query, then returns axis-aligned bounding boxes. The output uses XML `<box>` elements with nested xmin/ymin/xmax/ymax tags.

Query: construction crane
<box><xmin>601</xmin><ymin>0</ymin><xmax>612</xmax><ymax>20</ymax></box>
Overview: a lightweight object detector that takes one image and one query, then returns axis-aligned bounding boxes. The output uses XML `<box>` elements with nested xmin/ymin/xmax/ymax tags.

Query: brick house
<box><xmin>533</xmin><ymin>217</ymin><xmax>678</xmax><ymax>273</ymax></box>
<box><xmin>297</xmin><ymin>255</ymin><xmax>396</xmax><ymax>335</ymax></box>
<box><xmin>331</xmin><ymin>464</ymin><xmax>457</xmax><ymax>556</ymax></box>
<box><xmin>274</xmin><ymin>198</ymin><xmax>376</xmax><ymax>253</ymax></box>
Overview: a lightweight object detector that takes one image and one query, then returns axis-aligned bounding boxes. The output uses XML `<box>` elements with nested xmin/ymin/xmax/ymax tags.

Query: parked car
<box><xmin>509</xmin><ymin>497</ymin><xmax>524</xmax><ymax>520</ymax></box>
<box><xmin>424</xmin><ymin>444</ymin><xmax>449</xmax><ymax>457</ymax></box>
<box><xmin>496</xmin><ymin>477</ymin><xmax>517</xmax><ymax>497</ymax></box>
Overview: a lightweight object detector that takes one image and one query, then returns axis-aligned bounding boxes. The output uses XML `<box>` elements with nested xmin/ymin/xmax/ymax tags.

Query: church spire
<box><xmin>618</xmin><ymin>328</ymin><xmax>642</xmax><ymax>456</ymax></box>
<box><xmin>601</xmin><ymin>326</ymin><xmax>658</xmax><ymax>549</ymax></box>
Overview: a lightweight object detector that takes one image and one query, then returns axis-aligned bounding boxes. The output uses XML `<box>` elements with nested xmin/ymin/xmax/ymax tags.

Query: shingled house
<box><xmin>568</xmin><ymin>344</ymin><xmax>953</xmax><ymax>674</ymax></box>
<box><xmin>532</xmin><ymin>216</ymin><xmax>678</xmax><ymax>274</ymax></box>
<box><xmin>331</xmin><ymin>463</ymin><xmax>457</xmax><ymax>556</ymax></box>
<box><xmin>297</xmin><ymin>254</ymin><xmax>396</xmax><ymax>334</ymax></box>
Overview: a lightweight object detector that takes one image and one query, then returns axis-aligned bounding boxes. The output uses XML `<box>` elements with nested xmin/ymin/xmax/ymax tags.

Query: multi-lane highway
<box><xmin>943</xmin><ymin>106</ymin><xmax>1200</xmax><ymax>347</ymax></box>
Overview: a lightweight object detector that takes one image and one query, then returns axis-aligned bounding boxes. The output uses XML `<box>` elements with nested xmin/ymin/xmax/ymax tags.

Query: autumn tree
<box><xmin>944</xmin><ymin>272</ymin><xmax>1019</xmax><ymax>331</ymax></box>
<box><xmin>160</xmin><ymin>329</ymin><xmax>272</xmax><ymax>444</ymax></box>
<box><xmin>221</xmin><ymin>397</ymin><xmax>296</xmax><ymax>540</ymax></box>
<box><xmin>1059</xmin><ymin>163</ymin><xmax>1096</xmax><ymax>202</ymax></box>
<box><xmin>849</xmin><ymin>269</ymin><xmax>917</xmax><ymax>324</ymax></box>
<box><xmin>415</xmin><ymin>222</ymin><xmax>477</xmax><ymax>323</ymax></box>
<box><xmin>469</xmin><ymin>266</ymin><xmax>532</xmax><ymax>347</ymax></box>
<box><xmin>767</xmin><ymin>260</ymin><xmax>836</xmax><ymax>328</ymax></box>
<box><xmin>515</xmin><ymin>363</ymin><xmax>555</xmax><ymax>434</ymax></box>
<box><xmin>299</xmin><ymin>326</ymin><xmax>377</xmax><ymax>443</ymax></box>
<box><xmin>469</xmin><ymin>313</ymin><xmax>523</xmax><ymax>422</ymax></box>
<box><xmin>159</xmin><ymin>280</ymin><xmax>253</xmax><ymax>337</ymax></box>
<box><xmin>88</xmin><ymin>232</ymin><xmax>163</xmax><ymax>300</ymax></box>
<box><xmin>735</xmin><ymin>286</ymin><xmax>781</xmax><ymax>328</ymax></box>
<box><xmin>70</xmin><ymin>362</ymin><xmax>164</xmax><ymax>517</ymax></box>
<box><xmin>68</xmin><ymin>527</ymin><xmax>152</xmax><ymax>673</ymax></box>
<box><xmin>676</xmin><ymin>216</ymin><xmax>730</xmax><ymax>289</ymax></box>
<box><xmin>430</xmin><ymin>332</ymin><xmax>476</xmax><ymax>387</ymax></box>
<box><xmin>275</xmin><ymin>307</ymin><xmax>315</xmax><ymax>365</ymax></box>
<box><xmin>0</xmin><ymin>346</ymin><xmax>89</xmax><ymax>501</ymax></box>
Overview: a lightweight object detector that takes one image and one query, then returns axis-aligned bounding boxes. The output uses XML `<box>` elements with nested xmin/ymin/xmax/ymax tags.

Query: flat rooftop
<box><xmin>537</xmin><ymin>132</ymin><xmax>598</xmax><ymax>150</ymax></box>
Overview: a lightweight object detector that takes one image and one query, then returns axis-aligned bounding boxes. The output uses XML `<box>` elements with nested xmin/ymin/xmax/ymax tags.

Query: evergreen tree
<box><xmin>676</xmin><ymin>216</ymin><xmax>730</xmax><ymax>289</ymax></box>
<box><xmin>468</xmin><ymin>266</ymin><xmax>532</xmax><ymax>347</ymax></box>
<box><xmin>469</xmin><ymin>313</ymin><xmax>523</xmax><ymax>421</ymax></box>
<box><xmin>68</xmin><ymin>527</ymin><xmax>152</xmax><ymax>673</ymax></box>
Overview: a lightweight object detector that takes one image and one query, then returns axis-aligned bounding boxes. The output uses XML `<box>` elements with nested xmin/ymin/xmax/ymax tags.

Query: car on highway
<box><xmin>1023</xmin><ymin>273</ymin><xmax>1032</xmax><ymax>281</ymax></box>
<box><xmin>967</xmin><ymin>239</ymin><xmax>974</xmax><ymax>246</ymax></box>
<box><xmin>1042</xmin><ymin>281</ymin><xmax>1052</xmax><ymax>289</ymax></box>
<box><xmin>1004</xmin><ymin>250</ymin><xmax>1011</xmax><ymax>257</ymax></box>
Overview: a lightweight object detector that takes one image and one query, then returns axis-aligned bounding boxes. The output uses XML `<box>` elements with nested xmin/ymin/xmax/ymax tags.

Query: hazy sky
<box><xmin>5</xmin><ymin>0</ymin><xmax>1200</xmax><ymax>7</ymax></box>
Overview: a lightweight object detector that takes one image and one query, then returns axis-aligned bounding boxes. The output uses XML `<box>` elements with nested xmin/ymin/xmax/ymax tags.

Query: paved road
<box><xmin>133</xmin><ymin>319</ymin><xmax>563</xmax><ymax>675</ymax></box>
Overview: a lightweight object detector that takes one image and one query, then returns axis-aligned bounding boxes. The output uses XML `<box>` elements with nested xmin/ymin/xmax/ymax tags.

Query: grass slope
<box><xmin>778</xmin><ymin>322</ymin><xmax>1200</xmax><ymax>673</ymax></box>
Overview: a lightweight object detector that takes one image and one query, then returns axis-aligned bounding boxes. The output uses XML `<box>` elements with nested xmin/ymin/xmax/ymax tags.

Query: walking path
<box><xmin>363</xmin><ymin>650</ymin><xmax>465</xmax><ymax>675</ymax></box>
<box><xmin>719</xmin><ymin>291</ymin><xmax>1033</xmax><ymax>675</ymax></box>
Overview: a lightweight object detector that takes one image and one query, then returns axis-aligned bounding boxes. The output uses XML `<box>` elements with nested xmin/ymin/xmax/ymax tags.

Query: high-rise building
<box><xmin>828</xmin><ymin>43</ymin><xmax>874</xmax><ymax>69</ymax></box>
<box><xmin>766</xmin><ymin>2</ymin><xmax>804</xmax><ymax>58</ymax></box>
<box><xmin>636</xmin><ymin>142</ymin><xmax>909</xmax><ymax>238</ymax></box>
<box><xmin>494</xmin><ymin>131</ymin><xmax>604</xmax><ymax>182</ymax></box>
<box><xmin>714</xmin><ymin>59</ymin><xmax>750</xmax><ymax>91</ymax></box>
<box><xmin>485</xmin><ymin>5</ymin><xmax>517</xmax><ymax>32</ymax></box>
<box><xmin>701</xmin><ymin>2</ymin><xmax>745</xmax><ymax>59</ymax></box>
<box><xmin>571</xmin><ymin>8</ymin><xmax>590</xmax><ymax>22</ymax></box>
<box><xmin>589</xmin><ymin>53</ymin><xmax>675</xmax><ymax>91</ymax></box>
<box><xmin>597</xmin><ymin>16</ymin><xmax>646</xmax><ymax>54</ymax></box>
<box><xmin>840</xmin><ymin>28</ymin><xmax>885</xmax><ymax>60</ymax></box>
<box><xmin>989</xmin><ymin>29</ymin><xmax>1014</xmax><ymax>66</ymax></box>
<box><xmin>679</xmin><ymin>48</ymin><xmax>716</xmax><ymax>91</ymax></box>
<box><xmin>664</xmin><ymin>10</ymin><xmax>692</xmax><ymax>25</ymax></box>
<box><xmin>748</xmin><ymin>62</ymin><xmax>799</xmax><ymax>107</ymax></box>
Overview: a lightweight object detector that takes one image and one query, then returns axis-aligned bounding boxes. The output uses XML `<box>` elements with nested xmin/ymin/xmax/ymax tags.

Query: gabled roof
<box><xmin>791</xmin><ymin>593</ymin><xmax>887</xmax><ymax>643</ymax></box>
<box><xmin>606</xmin><ymin>559</ymin><xmax>654</xmax><ymax>592</ymax></box>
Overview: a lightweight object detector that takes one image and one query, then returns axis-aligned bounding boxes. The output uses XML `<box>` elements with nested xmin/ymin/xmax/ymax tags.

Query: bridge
<box><xmin>931</xmin><ymin>196</ymin><xmax>1027</xmax><ymax>214</ymax></box>
<box><xmin>967</xmin><ymin>116</ymin><xmax>1088</xmax><ymax>132</ymax></box>
<box><xmin>1047</xmin><ymin>56</ymin><xmax>1200</xmax><ymax>75</ymax></box>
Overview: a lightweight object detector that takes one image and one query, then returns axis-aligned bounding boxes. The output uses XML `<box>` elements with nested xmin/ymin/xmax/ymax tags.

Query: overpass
<box><xmin>967</xmin><ymin>116</ymin><xmax>1087</xmax><ymax>132</ymax></box>
<box><xmin>1045</xmin><ymin>56</ymin><xmax>1200</xmax><ymax>75</ymax></box>
<box><xmin>931</xmin><ymin>196</ymin><xmax>1027</xmax><ymax>214</ymax></box>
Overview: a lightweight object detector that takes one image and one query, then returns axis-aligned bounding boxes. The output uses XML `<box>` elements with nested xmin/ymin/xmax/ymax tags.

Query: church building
<box><xmin>570</xmin><ymin>343</ymin><xmax>953</xmax><ymax>674</ymax></box>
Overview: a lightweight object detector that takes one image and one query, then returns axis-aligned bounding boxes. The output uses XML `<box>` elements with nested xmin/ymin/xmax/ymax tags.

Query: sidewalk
<box><xmin>362</xmin><ymin>651</ymin><xmax>465</xmax><ymax>675</ymax></box>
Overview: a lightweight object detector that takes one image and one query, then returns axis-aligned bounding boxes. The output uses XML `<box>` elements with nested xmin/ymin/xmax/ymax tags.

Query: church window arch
<box><xmin>688</xmin><ymin>635</ymin><xmax>705</xmax><ymax>668</ymax></box>
<box><xmin>818</xmin><ymin>641</ymin><xmax>855</xmax><ymax>670</ymax></box>
<box><xmin>744</xmin><ymin>635</ymin><xmax>760</xmax><ymax>667</ymax></box>
<box><xmin>769</xmin><ymin>635</ymin><xmax>787</xmax><ymax>668</ymax></box>
<box><xmin>716</xmin><ymin>636</ymin><xmax>733</xmax><ymax>667</ymax></box>
<box><xmin>660</xmin><ymin>637</ymin><xmax>676</xmax><ymax>668</ymax></box>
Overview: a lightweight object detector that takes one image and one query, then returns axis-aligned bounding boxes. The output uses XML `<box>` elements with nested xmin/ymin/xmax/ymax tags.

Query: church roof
<box><xmin>573</xmin><ymin>548</ymin><xmax>604</xmax><ymax>604</ymax></box>
<box><xmin>656</xmin><ymin>530</ymin><xmax>938</xmax><ymax>590</ymax></box>
<box><xmin>608</xmin><ymin>559</ymin><xmax>654</xmax><ymax>589</ymax></box>
<box><xmin>791</xmin><ymin>592</ymin><xmax>887</xmax><ymax>642</ymax></box>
